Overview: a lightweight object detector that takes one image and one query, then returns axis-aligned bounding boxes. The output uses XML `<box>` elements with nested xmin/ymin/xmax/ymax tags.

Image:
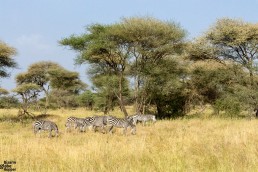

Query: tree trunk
<box><xmin>134</xmin><ymin>75</ymin><xmax>144</xmax><ymax>114</ymax></box>
<box><xmin>42</xmin><ymin>87</ymin><xmax>49</xmax><ymax>114</ymax></box>
<box><xmin>250</xmin><ymin>70</ymin><xmax>254</xmax><ymax>87</ymax></box>
<box><xmin>247</xmin><ymin>61</ymin><xmax>254</xmax><ymax>87</ymax></box>
<box><xmin>117</xmin><ymin>72</ymin><xmax>128</xmax><ymax>117</ymax></box>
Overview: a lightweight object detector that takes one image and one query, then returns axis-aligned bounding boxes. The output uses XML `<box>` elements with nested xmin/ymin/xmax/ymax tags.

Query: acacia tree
<box><xmin>48</xmin><ymin>67</ymin><xmax>87</xmax><ymax>108</ymax></box>
<box><xmin>16</xmin><ymin>61</ymin><xmax>86</xmax><ymax>110</ymax></box>
<box><xmin>12</xmin><ymin>83</ymin><xmax>41</xmax><ymax>117</ymax></box>
<box><xmin>188</xmin><ymin>18</ymin><xmax>258</xmax><ymax>86</ymax></box>
<box><xmin>90</xmin><ymin>73</ymin><xmax>129</xmax><ymax>114</ymax></box>
<box><xmin>48</xmin><ymin>67</ymin><xmax>86</xmax><ymax>93</ymax></box>
<box><xmin>60</xmin><ymin>17</ymin><xmax>186</xmax><ymax>116</ymax></box>
<box><xmin>118</xmin><ymin>17</ymin><xmax>186</xmax><ymax>114</ymax></box>
<box><xmin>60</xmin><ymin>24</ymin><xmax>131</xmax><ymax>116</ymax></box>
<box><xmin>15</xmin><ymin>61</ymin><xmax>61</xmax><ymax>111</ymax></box>
<box><xmin>0</xmin><ymin>41</ymin><xmax>17</xmax><ymax>78</ymax></box>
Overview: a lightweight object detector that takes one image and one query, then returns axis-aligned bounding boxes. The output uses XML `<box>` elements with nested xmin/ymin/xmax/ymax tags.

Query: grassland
<box><xmin>0</xmin><ymin>108</ymin><xmax>258</xmax><ymax>172</ymax></box>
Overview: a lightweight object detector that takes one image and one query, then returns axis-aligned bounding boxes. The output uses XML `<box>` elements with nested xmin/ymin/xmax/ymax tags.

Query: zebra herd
<box><xmin>33</xmin><ymin>114</ymin><xmax>156</xmax><ymax>137</ymax></box>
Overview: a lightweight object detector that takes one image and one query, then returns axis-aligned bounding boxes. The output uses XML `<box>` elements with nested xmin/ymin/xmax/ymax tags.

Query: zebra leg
<box><xmin>73</xmin><ymin>123</ymin><xmax>77</xmax><ymax>130</ymax></box>
<box><xmin>131</xmin><ymin>126</ymin><xmax>136</xmax><ymax>135</ymax></box>
<box><xmin>48</xmin><ymin>130</ymin><xmax>52</xmax><ymax>138</ymax></box>
<box><xmin>55</xmin><ymin>129</ymin><xmax>59</xmax><ymax>137</ymax></box>
<box><xmin>81</xmin><ymin>125</ymin><xmax>86</xmax><ymax>132</ymax></box>
<box><xmin>93</xmin><ymin>126</ymin><xmax>97</xmax><ymax>132</ymax></box>
<box><xmin>65</xmin><ymin>123</ymin><xmax>70</xmax><ymax>133</ymax></box>
<box><xmin>34</xmin><ymin>127</ymin><xmax>38</xmax><ymax>136</ymax></box>
<box><xmin>101</xmin><ymin>126</ymin><xmax>106</xmax><ymax>134</ymax></box>
<box><xmin>65</xmin><ymin>122</ymin><xmax>72</xmax><ymax>132</ymax></box>
<box><xmin>38</xmin><ymin>129</ymin><xmax>42</xmax><ymax>137</ymax></box>
<box><xmin>108</xmin><ymin>126</ymin><xmax>114</xmax><ymax>134</ymax></box>
<box><xmin>123</xmin><ymin>127</ymin><xmax>127</xmax><ymax>135</ymax></box>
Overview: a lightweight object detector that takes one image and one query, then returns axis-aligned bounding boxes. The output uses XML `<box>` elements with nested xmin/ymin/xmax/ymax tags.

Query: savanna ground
<box><xmin>0</xmin><ymin>107</ymin><xmax>258</xmax><ymax>172</ymax></box>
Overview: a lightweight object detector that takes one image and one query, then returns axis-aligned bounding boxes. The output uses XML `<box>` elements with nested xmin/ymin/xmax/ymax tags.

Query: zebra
<box><xmin>77</xmin><ymin>117</ymin><xmax>95</xmax><ymax>132</ymax></box>
<box><xmin>127</xmin><ymin>114</ymin><xmax>139</xmax><ymax>125</ymax></box>
<box><xmin>76</xmin><ymin>116</ymin><xmax>108</xmax><ymax>133</ymax></box>
<box><xmin>107</xmin><ymin>116</ymin><xmax>136</xmax><ymax>135</ymax></box>
<box><xmin>65</xmin><ymin>116</ymin><xmax>89</xmax><ymax>132</ymax></box>
<box><xmin>91</xmin><ymin>116</ymin><xmax>109</xmax><ymax>133</ymax></box>
<box><xmin>33</xmin><ymin>120</ymin><xmax>59</xmax><ymax>138</ymax></box>
<box><xmin>128</xmin><ymin>114</ymin><xmax>156</xmax><ymax>126</ymax></box>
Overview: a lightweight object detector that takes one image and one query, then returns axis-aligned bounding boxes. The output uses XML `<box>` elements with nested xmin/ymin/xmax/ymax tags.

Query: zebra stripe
<box><xmin>91</xmin><ymin>116</ymin><xmax>108</xmax><ymax>133</ymax></box>
<box><xmin>77</xmin><ymin>117</ymin><xmax>95</xmax><ymax>132</ymax></box>
<box><xmin>127</xmin><ymin>114</ymin><xmax>156</xmax><ymax>126</ymax></box>
<box><xmin>33</xmin><ymin>120</ymin><xmax>59</xmax><ymax>137</ymax></box>
<box><xmin>65</xmin><ymin>117</ymin><xmax>91</xmax><ymax>132</ymax></box>
<box><xmin>107</xmin><ymin>116</ymin><xmax>136</xmax><ymax>135</ymax></box>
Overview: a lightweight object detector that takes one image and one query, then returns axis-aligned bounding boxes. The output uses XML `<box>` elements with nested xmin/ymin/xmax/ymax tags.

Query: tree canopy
<box><xmin>0</xmin><ymin>41</ymin><xmax>17</xmax><ymax>78</ymax></box>
<box><xmin>188</xmin><ymin>18</ymin><xmax>258</xmax><ymax>85</ymax></box>
<box><xmin>60</xmin><ymin>16</ymin><xmax>186</xmax><ymax>116</ymax></box>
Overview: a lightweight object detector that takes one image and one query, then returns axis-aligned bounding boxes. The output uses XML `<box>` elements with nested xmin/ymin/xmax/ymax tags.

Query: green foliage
<box><xmin>0</xmin><ymin>88</ymin><xmax>9</xmax><ymax>95</ymax></box>
<box><xmin>15</xmin><ymin>61</ymin><xmax>61</xmax><ymax>86</ymax></box>
<box><xmin>49</xmin><ymin>89</ymin><xmax>78</xmax><ymax>108</ymax></box>
<box><xmin>14</xmin><ymin>61</ymin><xmax>87</xmax><ymax>110</ymax></box>
<box><xmin>13</xmin><ymin>83</ymin><xmax>41</xmax><ymax>95</ymax></box>
<box><xmin>60</xmin><ymin>16</ymin><xmax>186</xmax><ymax>116</ymax></box>
<box><xmin>187</xmin><ymin>61</ymin><xmax>258</xmax><ymax>118</ymax></box>
<box><xmin>12</xmin><ymin>83</ymin><xmax>41</xmax><ymax>117</ymax></box>
<box><xmin>214</xmin><ymin>94</ymin><xmax>241</xmax><ymax>118</ymax></box>
<box><xmin>76</xmin><ymin>90</ymin><xmax>94</xmax><ymax>109</ymax></box>
<box><xmin>91</xmin><ymin>74</ymin><xmax>127</xmax><ymax>114</ymax></box>
<box><xmin>120</xmin><ymin>17</ymin><xmax>186</xmax><ymax>59</ymax></box>
<box><xmin>48</xmin><ymin>68</ymin><xmax>87</xmax><ymax>94</ymax></box>
<box><xmin>0</xmin><ymin>41</ymin><xmax>17</xmax><ymax>78</ymax></box>
<box><xmin>188</xmin><ymin>18</ymin><xmax>258</xmax><ymax>86</ymax></box>
<box><xmin>0</xmin><ymin>96</ymin><xmax>19</xmax><ymax>108</ymax></box>
<box><xmin>140</xmin><ymin>57</ymin><xmax>188</xmax><ymax>118</ymax></box>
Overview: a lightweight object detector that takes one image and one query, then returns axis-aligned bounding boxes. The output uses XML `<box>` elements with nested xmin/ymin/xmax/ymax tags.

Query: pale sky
<box><xmin>1</xmin><ymin>0</ymin><xmax>258</xmax><ymax>91</ymax></box>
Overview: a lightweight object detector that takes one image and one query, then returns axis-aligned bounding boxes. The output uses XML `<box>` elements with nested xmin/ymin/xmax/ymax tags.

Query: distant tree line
<box><xmin>0</xmin><ymin>17</ymin><xmax>258</xmax><ymax>118</ymax></box>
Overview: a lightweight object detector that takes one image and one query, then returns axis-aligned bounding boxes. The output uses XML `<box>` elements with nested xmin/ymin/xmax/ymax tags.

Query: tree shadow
<box><xmin>0</xmin><ymin>113</ymin><xmax>60</xmax><ymax>124</ymax></box>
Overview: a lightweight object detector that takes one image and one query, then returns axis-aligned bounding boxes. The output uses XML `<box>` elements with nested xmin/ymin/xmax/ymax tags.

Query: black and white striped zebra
<box><xmin>127</xmin><ymin>114</ymin><xmax>156</xmax><ymax>126</ymax></box>
<box><xmin>91</xmin><ymin>116</ymin><xmax>108</xmax><ymax>133</ymax></box>
<box><xmin>75</xmin><ymin>116</ymin><xmax>108</xmax><ymax>133</ymax></box>
<box><xmin>33</xmin><ymin>120</ymin><xmax>59</xmax><ymax>137</ymax></box>
<box><xmin>77</xmin><ymin>117</ymin><xmax>95</xmax><ymax>132</ymax></box>
<box><xmin>127</xmin><ymin>114</ymin><xmax>139</xmax><ymax>125</ymax></box>
<box><xmin>107</xmin><ymin>116</ymin><xmax>136</xmax><ymax>135</ymax></box>
<box><xmin>65</xmin><ymin>116</ymin><xmax>89</xmax><ymax>131</ymax></box>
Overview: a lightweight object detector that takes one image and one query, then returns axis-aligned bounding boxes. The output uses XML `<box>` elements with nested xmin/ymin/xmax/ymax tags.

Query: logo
<box><xmin>0</xmin><ymin>161</ymin><xmax>16</xmax><ymax>171</ymax></box>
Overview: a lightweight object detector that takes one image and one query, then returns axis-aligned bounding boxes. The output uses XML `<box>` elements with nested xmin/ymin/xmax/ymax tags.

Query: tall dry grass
<box><xmin>0</xmin><ymin>108</ymin><xmax>258</xmax><ymax>171</ymax></box>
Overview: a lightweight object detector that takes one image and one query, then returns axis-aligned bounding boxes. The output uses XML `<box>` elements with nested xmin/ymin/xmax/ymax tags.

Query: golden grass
<box><xmin>0</xmin><ymin>108</ymin><xmax>258</xmax><ymax>171</ymax></box>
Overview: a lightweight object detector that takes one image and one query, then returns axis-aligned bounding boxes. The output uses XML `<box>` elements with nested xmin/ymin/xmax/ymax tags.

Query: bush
<box><xmin>0</xmin><ymin>96</ymin><xmax>19</xmax><ymax>108</ymax></box>
<box><xmin>214</xmin><ymin>95</ymin><xmax>241</xmax><ymax>118</ymax></box>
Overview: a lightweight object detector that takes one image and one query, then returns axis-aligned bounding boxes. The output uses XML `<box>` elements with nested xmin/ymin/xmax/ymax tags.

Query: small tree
<box><xmin>16</xmin><ymin>61</ymin><xmax>86</xmax><ymax>110</ymax></box>
<box><xmin>0</xmin><ymin>96</ymin><xmax>19</xmax><ymax>109</ymax></box>
<box><xmin>12</xmin><ymin>83</ymin><xmax>41</xmax><ymax>117</ymax></box>
<box><xmin>76</xmin><ymin>90</ymin><xmax>94</xmax><ymax>110</ymax></box>
<box><xmin>15</xmin><ymin>61</ymin><xmax>61</xmax><ymax>111</ymax></box>
<box><xmin>49</xmin><ymin>89</ymin><xmax>77</xmax><ymax>109</ymax></box>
